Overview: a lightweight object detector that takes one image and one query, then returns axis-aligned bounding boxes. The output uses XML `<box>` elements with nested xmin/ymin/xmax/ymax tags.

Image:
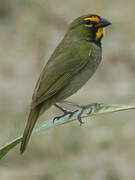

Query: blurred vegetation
<box><xmin>0</xmin><ymin>0</ymin><xmax>135</xmax><ymax>179</ymax></box>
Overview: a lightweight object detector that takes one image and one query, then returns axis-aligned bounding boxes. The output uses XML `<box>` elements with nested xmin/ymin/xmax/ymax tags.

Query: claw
<box><xmin>77</xmin><ymin>107</ymin><xmax>87</xmax><ymax>125</ymax></box>
<box><xmin>53</xmin><ymin>109</ymin><xmax>78</xmax><ymax>123</ymax></box>
<box><xmin>54</xmin><ymin>102</ymin><xmax>101</xmax><ymax>125</ymax></box>
<box><xmin>78</xmin><ymin>114</ymin><xmax>85</xmax><ymax>126</ymax></box>
<box><xmin>75</xmin><ymin>103</ymin><xmax>98</xmax><ymax>125</ymax></box>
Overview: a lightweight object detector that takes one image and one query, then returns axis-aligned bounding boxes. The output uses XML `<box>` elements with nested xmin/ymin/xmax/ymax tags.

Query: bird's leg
<box><xmin>53</xmin><ymin>104</ymin><xmax>78</xmax><ymax>123</ymax></box>
<box><xmin>72</xmin><ymin>103</ymin><xmax>98</xmax><ymax>124</ymax></box>
<box><xmin>54</xmin><ymin>101</ymin><xmax>102</xmax><ymax>125</ymax></box>
<box><xmin>54</xmin><ymin>103</ymin><xmax>67</xmax><ymax>113</ymax></box>
<box><xmin>58</xmin><ymin>101</ymin><xmax>85</xmax><ymax>124</ymax></box>
<box><xmin>59</xmin><ymin>101</ymin><xmax>103</xmax><ymax>125</ymax></box>
<box><xmin>54</xmin><ymin>102</ymin><xmax>87</xmax><ymax>125</ymax></box>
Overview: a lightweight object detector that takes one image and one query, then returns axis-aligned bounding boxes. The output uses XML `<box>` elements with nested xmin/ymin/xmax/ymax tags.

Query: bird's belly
<box><xmin>55</xmin><ymin>55</ymin><xmax>101</xmax><ymax>101</ymax></box>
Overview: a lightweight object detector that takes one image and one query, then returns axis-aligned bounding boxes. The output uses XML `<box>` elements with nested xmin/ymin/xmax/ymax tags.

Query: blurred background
<box><xmin>0</xmin><ymin>0</ymin><xmax>135</xmax><ymax>179</ymax></box>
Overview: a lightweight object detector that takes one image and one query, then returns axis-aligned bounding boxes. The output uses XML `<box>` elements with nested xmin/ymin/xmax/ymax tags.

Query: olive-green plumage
<box><xmin>20</xmin><ymin>14</ymin><xmax>111</xmax><ymax>153</ymax></box>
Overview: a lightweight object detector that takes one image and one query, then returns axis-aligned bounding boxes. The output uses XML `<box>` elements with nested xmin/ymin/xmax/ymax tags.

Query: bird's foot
<box><xmin>53</xmin><ymin>109</ymin><xmax>78</xmax><ymax>123</ymax></box>
<box><xmin>54</xmin><ymin>103</ymin><xmax>84</xmax><ymax>125</ymax></box>
<box><xmin>75</xmin><ymin>104</ymin><xmax>94</xmax><ymax>125</ymax></box>
<box><xmin>76</xmin><ymin>102</ymin><xmax>103</xmax><ymax>117</ymax></box>
<box><xmin>60</xmin><ymin>102</ymin><xmax>102</xmax><ymax>125</ymax></box>
<box><xmin>54</xmin><ymin>102</ymin><xmax>102</xmax><ymax>125</ymax></box>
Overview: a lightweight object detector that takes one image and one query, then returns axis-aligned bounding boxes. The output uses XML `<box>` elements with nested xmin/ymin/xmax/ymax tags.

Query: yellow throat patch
<box><xmin>96</xmin><ymin>27</ymin><xmax>105</xmax><ymax>40</ymax></box>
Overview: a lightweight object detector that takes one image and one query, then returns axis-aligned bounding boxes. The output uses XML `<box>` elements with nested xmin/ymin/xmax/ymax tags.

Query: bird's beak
<box><xmin>95</xmin><ymin>18</ymin><xmax>111</xmax><ymax>28</ymax></box>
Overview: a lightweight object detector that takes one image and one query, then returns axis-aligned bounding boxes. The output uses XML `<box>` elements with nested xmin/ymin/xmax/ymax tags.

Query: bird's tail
<box><xmin>20</xmin><ymin>106</ymin><xmax>40</xmax><ymax>154</ymax></box>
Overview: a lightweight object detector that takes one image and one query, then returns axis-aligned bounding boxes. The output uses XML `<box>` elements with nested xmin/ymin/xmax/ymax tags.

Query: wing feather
<box><xmin>31</xmin><ymin>46</ymin><xmax>91</xmax><ymax>108</ymax></box>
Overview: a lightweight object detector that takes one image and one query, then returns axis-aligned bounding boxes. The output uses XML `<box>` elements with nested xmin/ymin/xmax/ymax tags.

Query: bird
<box><xmin>20</xmin><ymin>14</ymin><xmax>111</xmax><ymax>154</ymax></box>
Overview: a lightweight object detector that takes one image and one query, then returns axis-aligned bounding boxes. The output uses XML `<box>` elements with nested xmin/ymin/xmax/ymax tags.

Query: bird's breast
<box><xmin>87</xmin><ymin>43</ymin><xmax>102</xmax><ymax>72</ymax></box>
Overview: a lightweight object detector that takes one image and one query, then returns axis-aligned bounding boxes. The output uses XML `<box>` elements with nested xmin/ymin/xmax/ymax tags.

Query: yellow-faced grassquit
<box><xmin>20</xmin><ymin>14</ymin><xmax>111</xmax><ymax>153</ymax></box>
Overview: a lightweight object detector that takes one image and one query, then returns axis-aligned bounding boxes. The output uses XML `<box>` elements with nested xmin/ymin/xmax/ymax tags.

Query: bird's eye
<box><xmin>85</xmin><ymin>20</ymin><xmax>91</xmax><ymax>25</ymax></box>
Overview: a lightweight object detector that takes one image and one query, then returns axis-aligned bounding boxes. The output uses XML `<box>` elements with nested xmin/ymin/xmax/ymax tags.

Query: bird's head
<box><xmin>68</xmin><ymin>14</ymin><xmax>111</xmax><ymax>44</ymax></box>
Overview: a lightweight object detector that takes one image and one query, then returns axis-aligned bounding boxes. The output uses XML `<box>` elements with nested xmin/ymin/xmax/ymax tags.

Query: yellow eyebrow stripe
<box><xmin>84</xmin><ymin>16</ymin><xmax>100</xmax><ymax>23</ymax></box>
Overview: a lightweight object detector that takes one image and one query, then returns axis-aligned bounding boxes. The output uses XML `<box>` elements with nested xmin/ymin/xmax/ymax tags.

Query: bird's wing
<box><xmin>31</xmin><ymin>47</ymin><xmax>91</xmax><ymax>108</ymax></box>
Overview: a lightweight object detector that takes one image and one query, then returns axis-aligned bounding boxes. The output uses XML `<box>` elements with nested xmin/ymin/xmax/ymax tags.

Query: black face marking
<box><xmin>84</xmin><ymin>19</ymin><xmax>99</xmax><ymax>27</ymax></box>
<box><xmin>91</xmin><ymin>21</ymin><xmax>98</xmax><ymax>26</ymax></box>
<box><xmin>84</xmin><ymin>20</ymin><xmax>91</xmax><ymax>25</ymax></box>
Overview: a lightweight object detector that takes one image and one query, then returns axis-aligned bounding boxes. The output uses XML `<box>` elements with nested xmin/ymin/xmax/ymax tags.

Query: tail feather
<box><xmin>20</xmin><ymin>107</ymin><xmax>40</xmax><ymax>154</ymax></box>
